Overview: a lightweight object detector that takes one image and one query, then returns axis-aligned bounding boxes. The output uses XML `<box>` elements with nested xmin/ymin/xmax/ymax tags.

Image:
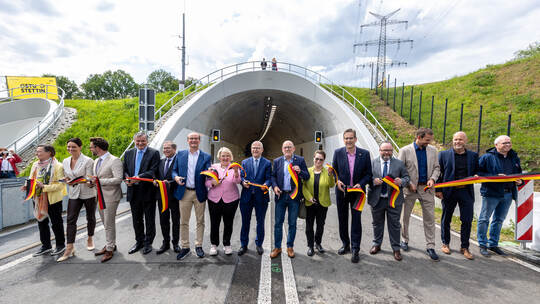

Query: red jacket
<box><xmin>0</xmin><ymin>153</ymin><xmax>22</xmax><ymax>175</ymax></box>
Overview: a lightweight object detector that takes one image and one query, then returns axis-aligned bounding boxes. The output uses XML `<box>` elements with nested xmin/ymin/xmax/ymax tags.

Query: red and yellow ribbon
<box><xmin>66</xmin><ymin>176</ymin><xmax>89</xmax><ymax>185</ymax></box>
<box><xmin>325</xmin><ymin>163</ymin><xmax>338</xmax><ymax>183</ymax></box>
<box><xmin>382</xmin><ymin>175</ymin><xmax>400</xmax><ymax>208</ymax></box>
<box><xmin>225</xmin><ymin>162</ymin><xmax>246</xmax><ymax>178</ymax></box>
<box><xmin>125</xmin><ymin>177</ymin><xmax>169</xmax><ymax>213</ymax></box>
<box><xmin>423</xmin><ymin>173</ymin><xmax>540</xmax><ymax>191</ymax></box>
<box><xmin>288</xmin><ymin>163</ymin><xmax>300</xmax><ymax>199</ymax></box>
<box><xmin>347</xmin><ymin>187</ymin><xmax>366</xmax><ymax>211</ymax></box>
<box><xmin>201</xmin><ymin>169</ymin><xmax>220</xmax><ymax>184</ymax></box>
<box><xmin>245</xmin><ymin>182</ymin><xmax>269</xmax><ymax>194</ymax></box>
<box><xmin>25</xmin><ymin>178</ymin><xmax>37</xmax><ymax>201</ymax></box>
<box><xmin>94</xmin><ymin>177</ymin><xmax>107</xmax><ymax>210</ymax></box>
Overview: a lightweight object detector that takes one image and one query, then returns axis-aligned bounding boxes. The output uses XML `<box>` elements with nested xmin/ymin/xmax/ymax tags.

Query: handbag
<box><xmin>298</xmin><ymin>198</ymin><xmax>307</xmax><ymax>219</ymax></box>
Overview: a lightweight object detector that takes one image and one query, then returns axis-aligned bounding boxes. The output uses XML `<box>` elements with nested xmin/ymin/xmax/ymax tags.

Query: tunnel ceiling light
<box><xmin>258</xmin><ymin>105</ymin><xmax>277</xmax><ymax>142</ymax></box>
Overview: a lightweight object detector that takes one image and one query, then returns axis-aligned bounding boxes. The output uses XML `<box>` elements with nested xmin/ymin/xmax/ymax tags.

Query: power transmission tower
<box><xmin>177</xmin><ymin>13</ymin><xmax>186</xmax><ymax>91</ymax></box>
<box><xmin>354</xmin><ymin>9</ymin><xmax>412</xmax><ymax>92</ymax></box>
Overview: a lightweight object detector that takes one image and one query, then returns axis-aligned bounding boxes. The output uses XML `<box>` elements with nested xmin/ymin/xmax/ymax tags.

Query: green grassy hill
<box><xmin>335</xmin><ymin>52</ymin><xmax>540</xmax><ymax>171</ymax></box>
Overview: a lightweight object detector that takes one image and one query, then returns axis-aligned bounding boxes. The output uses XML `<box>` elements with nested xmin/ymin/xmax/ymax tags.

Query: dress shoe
<box><xmin>56</xmin><ymin>249</ymin><xmax>75</xmax><ymax>262</ymax></box>
<box><xmin>270</xmin><ymin>248</ymin><xmax>282</xmax><ymax>258</ymax></box>
<box><xmin>87</xmin><ymin>238</ymin><xmax>95</xmax><ymax>251</ymax></box>
<box><xmin>441</xmin><ymin>244</ymin><xmax>451</xmax><ymax>254</ymax></box>
<box><xmin>393</xmin><ymin>250</ymin><xmax>402</xmax><ymax>261</ymax></box>
<box><xmin>173</xmin><ymin>244</ymin><xmax>181</xmax><ymax>253</ymax></box>
<box><xmin>287</xmin><ymin>247</ymin><xmax>295</xmax><ymax>258</ymax></box>
<box><xmin>337</xmin><ymin>245</ymin><xmax>351</xmax><ymax>255</ymax></box>
<box><xmin>128</xmin><ymin>243</ymin><xmax>144</xmax><ymax>254</ymax></box>
<box><xmin>51</xmin><ymin>246</ymin><xmax>66</xmax><ymax>256</ymax></box>
<box><xmin>156</xmin><ymin>244</ymin><xmax>170</xmax><ymax>255</ymax></box>
<box><xmin>351</xmin><ymin>249</ymin><xmax>360</xmax><ymax>263</ymax></box>
<box><xmin>426</xmin><ymin>248</ymin><xmax>439</xmax><ymax>261</ymax></box>
<box><xmin>479</xmin><ymin>246</ymin><xmax>490</xmax><ymax>257</ymax></box>
<box><xmin>307</xmin><ymin>247</ymin><xmax>314</xmax><ymax>257</ymax></box>
<box><xmin>195</xmin><ymin>246</ymin><xmax>205</xmax><ymax>258</ymax></box>
<box><xmin>142</xmin><ymin>246</ymin><xmax>152</xmax><ymax>255</ymax></box>
<box><xmin>101</xmin><ymin>251</ymin><xmax>113</xmax><ymax>263</ymax></box>
<box><xmin>256</xmin><ymin>246</ymin><xmax>264</xmax><ymax>255</ymax></box>
<box><xmin>33</xmin><ymin>246</ymin><xmax>52</xmax><ymax>257</ymax></box>
<box><xmin>369</xmin><ymin>245</ymin><xmax>381</xmax><ymax>255</ymax></box>
<box><xmin>177</xmin><ymin>248</ymin><xmax>191</xmax><ymax>260</ymax></box>
<box><xmin>238</xmin><ymin>246</ymin><xmax>248</xmax><ymax>256</ymax></box>
<box><xmin>95</xmin><ymin>246</ymin><xmax>107</xmax><ymax>256</ymax></box>
<box><xmin>488</xmin><ymin>246</ymin><xmax>507</xmax><ymax>256</ymax></box>
<box><xmin>460</xmin><ymin>248</ymin><xmax>474</xmax><ymax>260</ymax></box>
<box><xmin>315</xmin><ymin>243</ymin><xmax>325</xmax><ymax>253</ymax></box>
<box><xmin>400</xmin><ymin>242</ymin><xmax>409</xmax><ymax>251</ymax></box>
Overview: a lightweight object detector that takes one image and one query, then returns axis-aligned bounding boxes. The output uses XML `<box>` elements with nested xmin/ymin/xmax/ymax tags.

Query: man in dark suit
<box><xmin>172</xmin><ymin>132</ymin><xmax>212</xmax><ymax>260</ymax></box>
<box><xmin>270</xmin><ymin>140</ymin><xmax>309</xmax><ymax>259</ymax></box>
<box><xmin>155</xmin><ymin>141</ymin><xmax>180</xmax><ymax>255</ymax></box>
<box><xmin>332</xmin><ymin>128</ymin><xmax>373</xmax><ymax>263</ymax></box>
<box><xmin>123</xmin><ymin>132</ymin><xmax>161</xmax><ymax>255</ymax></box>
<box><xmin>436</xmin><ymin>131</ymin><xmax>479</xmax><ymax>260</ymax></box>
<box><xmin>238</xmin><ymin>141</ymin><xmax>272</xmax><ymax>256</ymax></box>
<box><xmin>367</xmin><ymin>142</ymin><xmax>409</xmax><ymax>261</ymax></box>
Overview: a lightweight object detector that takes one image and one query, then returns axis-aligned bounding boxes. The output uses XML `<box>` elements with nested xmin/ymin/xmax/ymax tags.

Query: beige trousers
<box><xmin>401</xmin><ymin>188</ymin><xmax>436</xmax><ymax>249</ymax></box>
<box><xmin>98</xmin><ymin>200</ymin><xmax>120</xmax><ymax>251</ymax></box>
<box><xmin>179</xmin><ymin>190</ymin><xmax>206</xmax><ymax>248</ymax></box>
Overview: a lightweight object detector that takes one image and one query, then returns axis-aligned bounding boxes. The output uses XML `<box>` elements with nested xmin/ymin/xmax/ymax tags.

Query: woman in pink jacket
<box><xmin>205</xmin><ymin>147</ymin><xmax>241</xmax><ymax>255</ymax></box>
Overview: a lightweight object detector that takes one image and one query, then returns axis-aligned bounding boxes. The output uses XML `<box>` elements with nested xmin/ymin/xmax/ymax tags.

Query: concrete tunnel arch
<box><xmin>150</xmin><ymin>70</ymin><xmax>379</xmax><ymax>166</ymax></box>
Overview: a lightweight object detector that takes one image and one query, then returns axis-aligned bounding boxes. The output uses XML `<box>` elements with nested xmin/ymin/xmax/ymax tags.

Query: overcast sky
<box><xmin>1</xmin><ymin>0</ymin><xmax>539</xmax><ymax>89</ymax></box>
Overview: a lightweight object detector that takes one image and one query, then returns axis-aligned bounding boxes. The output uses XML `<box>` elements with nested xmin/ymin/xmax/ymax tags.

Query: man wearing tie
<box><xmin>123</xmin><ymin>132</ymin><xmax>161</xmax><ymax>255</ymax></box>
<box><xmin>270</xmin><ymin>140</ymin><xmax>309</xmax><ymax>259</ymax></box>
<box><xmin>332</xmin><ymin>128</ymin><xmax>372</xmax><ymax>263</ymax></box>
<box><xmin>367</xmin><ymin>142</ymin><xmax>409</xmax><ymax>261</ymax></box>
<box><xmin>238</xmin><ymin>141</ymin><xmax>272</xmax><ymax>256</ymax></box>
<box><xmin>90</xmin><ymin>137</ymin><xmax>123</xmax><ymax>263</ymax></box>
<box><xmin>172</xmin><ymin>132</ymin><xmax>212</xmax><ymax>260</ymax></box>
<box><xmin>155</xmin><ymin>141</ymin><xmax>180</xmax><ymax>255</ymax></box>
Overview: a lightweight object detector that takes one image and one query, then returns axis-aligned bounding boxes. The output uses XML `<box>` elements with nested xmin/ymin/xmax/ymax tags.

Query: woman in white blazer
<box><xmin>58</xmin><ymin>138</ymin><xmax>96</xmax><ymax>262</ymax></box>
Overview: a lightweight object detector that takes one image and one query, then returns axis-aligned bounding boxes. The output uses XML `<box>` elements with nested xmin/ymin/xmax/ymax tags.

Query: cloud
<box><xmin>96</xmin><ymin>1</ymin><xmax>115</xmax><ymax>12</ymax></box>
<box><xmin>104</xmin><ymin>23</ymin><xmax>120</xmax><ymax>32</ymax></box>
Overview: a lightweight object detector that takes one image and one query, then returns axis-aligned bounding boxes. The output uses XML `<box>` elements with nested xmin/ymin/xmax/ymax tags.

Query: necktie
<box><xmin>164</xmin><ymin>158</ymin><xmax>171</xmax><ymax>173</ymax></box>
<box><xmin>96</xmin><ymin>158</ymin><xmax>103</xmax><ymax>174</ymax></box>
<box><xmin>381</xmin><ymin>161</ymin><xmax>388</xmax><ymax>195</ymax></box>
<box><xmin>134</xmin><ymin>150</ymin><xmax>143</xmax><ymax>176</ymax></box>
<box><xmin>254</xmin><ymin>159</ymin><xmax>259</xmax><ymax>176</ymax></box>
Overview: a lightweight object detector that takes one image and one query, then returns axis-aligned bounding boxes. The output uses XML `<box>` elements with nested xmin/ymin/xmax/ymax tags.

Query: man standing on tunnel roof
<box><xmin>270</xmin><ymin>140</ymin><xmax>309</xmax><ymax>259</ymax></box>
<box><xmin>332</xmin><ymin>128</ymin><xmax>372</xmax><ymax>263</ymax></box>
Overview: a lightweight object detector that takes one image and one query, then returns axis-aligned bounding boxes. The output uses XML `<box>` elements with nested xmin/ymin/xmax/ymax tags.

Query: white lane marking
<box><xmin>410</xmin><ymin>214</ymin><xmax>540</xmax><ymax>273</ymax></box>
<box><xmin>257</xmin><ymin>201</ymin><xmax>272</xmax><ymax>304</ymax></box>
<box><xmin>0</xmin><ymin>213</ymin><xmax>131</xmax><ymax>273</ymax></box>
<box><xmin>281</xmin><ymin>252</ymin><xmax>299</xmax><ymax>304</ymax></box>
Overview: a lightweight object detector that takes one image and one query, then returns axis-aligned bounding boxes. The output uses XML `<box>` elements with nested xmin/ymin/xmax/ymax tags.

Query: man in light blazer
<box><xmin>238</xmin><ymin>141</ymin><xmax>272</xmax><ymax>256</ymax></box>
<box><xmin>398</xmin><ymin>128</ymin><xmax>441</xmax><ymax>261</ymax></box>
<box><xmin>155</xmin><ymin>141</ymin><xmax>180</xmax><ymax>255</ymax></box>
<box><xmin>270</xmin><ymin>140</ymin><xmax>309</xmax><ymax>259</ymax></box>
<box><xmin>90</xmin><ymin>137</ymin><xmax>123</xmax><ymax>263</ymax></box>
<box><xmin>123</xmin><ymin>132</ymin><xmax>161</xmax><ymax>255</ymax></box>
<box><xmin>332</xmin><ymin>128</ymin><xmax>372</xmax><ymax>263</ymax></box>
<box><xmin>368</xmin><ymin>142</ymin><xmax>409</xmax><ymax>261</ymax></box>
<box><xmin>172</xmin><ymin>132</ymin><xmax>212</xmax><ymax>260</ymax></box>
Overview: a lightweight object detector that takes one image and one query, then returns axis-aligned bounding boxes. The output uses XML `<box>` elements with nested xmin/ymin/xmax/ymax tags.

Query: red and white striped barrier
<box><xmin>516</xmin><ymin>180</ymin><xmax>534</xmax><ymax>241</ymax></box>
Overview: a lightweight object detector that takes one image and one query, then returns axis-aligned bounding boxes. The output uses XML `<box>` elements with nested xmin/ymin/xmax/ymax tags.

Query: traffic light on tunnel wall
<box><xmin>315</xmin><ymin>131</ymin><xmax>322</xmax><ymax>143</ymax></box>
<box><xmin>212</xmin><ymin>129</ymin><xmax>221</xmax><ymax>142</ymax></box>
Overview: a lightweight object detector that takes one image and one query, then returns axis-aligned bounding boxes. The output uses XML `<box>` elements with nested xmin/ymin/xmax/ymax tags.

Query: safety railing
<box><xmin>120</xmin><ymin>61</ymin><xmax>400</xmax><ymax>158</ymax></box>
<box><xmin>1</xmin><ymin>85</ymin><xmax>65</xmax><ymax>154</ymax></box>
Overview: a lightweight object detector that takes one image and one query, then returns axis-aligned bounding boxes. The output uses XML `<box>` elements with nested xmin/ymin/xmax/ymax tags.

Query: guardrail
<box><xmin>1</xmin><ymin>85</ymin><xmax>66</xmax><ymax>154</ymax></box>
<box><xmin>120</xmin><ymin>61</ymin><xmax>400</xmax><ymax>158</ymax></box>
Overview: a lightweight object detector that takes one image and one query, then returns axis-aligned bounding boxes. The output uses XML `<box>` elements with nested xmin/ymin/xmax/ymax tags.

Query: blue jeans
<box><xmin>240</xmin><ymin>198</ymin><xmax>269</xmax><ymax>247</ymax></box>
<box><xmin>274</xmin><ymin>195</ymin><xmax>299</xmax><ymax>249</ymax></box>
<box><xmin>477</xmin><ymin>193</ymin><xmax>513</xmax><ymax>248</ymax></box>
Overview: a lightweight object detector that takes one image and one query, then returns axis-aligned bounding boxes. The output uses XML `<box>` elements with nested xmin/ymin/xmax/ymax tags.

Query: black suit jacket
<box><xmin>437</xmin><ymin>149</ymin><xmax>479</xmax><ymax>198</ymax></box>
<box><xmin>123</xmin><ymin>147</ymin><xmax>161</xmax><ymax>202</ymax></box>
<box><xmin>332</xmin><ymin>146</ymin><xmax>372</xmax><ymax>200</ymax></box>
<box><xmin>156</xmin><ymin>154</ymin><xmax>178</xmax><ymax>200</ymax></box>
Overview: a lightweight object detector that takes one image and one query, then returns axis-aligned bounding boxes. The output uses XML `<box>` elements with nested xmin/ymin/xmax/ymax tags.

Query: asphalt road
<box><xmin>1</xmin><ymin>193</ymin><xmax>539</xmax><ymax>304</ymax></box>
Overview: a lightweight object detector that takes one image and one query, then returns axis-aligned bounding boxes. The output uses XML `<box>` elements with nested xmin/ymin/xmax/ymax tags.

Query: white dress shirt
<box><xmin>186</xmin><ymin>150</ymin><xmax>200</xmax><ymax>188</ymax></box>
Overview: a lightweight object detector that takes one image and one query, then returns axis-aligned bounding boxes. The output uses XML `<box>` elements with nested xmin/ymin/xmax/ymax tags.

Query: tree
<box><xmin>81</xmin><ymin>70</ymin><xmax>138</xmax><ymax>99</ymax></box>
<box><xmin>514</xmin><ymin>42</ymin><xmax>540</xmax><ymax>60</ymax></box>
<box><xmin>146</xmin><ymin>69</ymin><xmax>180</xmax><ymax>92</ymax></box>
<box><xmin>42</xmin><ymin>74</ymin><xmax>80</xmax><ymax>99</ymax></box>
